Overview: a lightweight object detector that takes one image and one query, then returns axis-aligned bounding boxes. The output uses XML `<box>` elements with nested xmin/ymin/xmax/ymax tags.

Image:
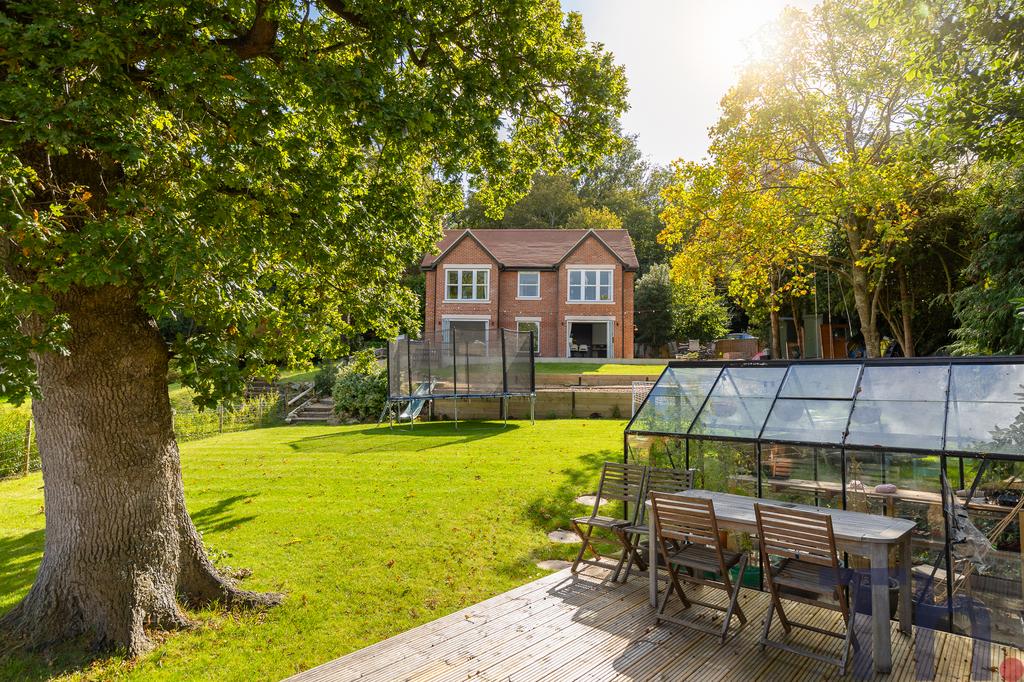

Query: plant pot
<box><xmin>854</xmin><ymin>575</ymin><xmax>899</xmax><ymax>620</ymax></box>
<box><xmin>702</xmin><ymin>565</ymin><xmax>761</xmax><ymax>589</ymax></box>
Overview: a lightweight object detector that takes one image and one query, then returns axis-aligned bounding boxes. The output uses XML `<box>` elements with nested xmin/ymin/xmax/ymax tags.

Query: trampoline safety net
<box><xmin>387</xmin><ymin>328</ymin><xmax>535</xmax><ymax>400</ymax></box>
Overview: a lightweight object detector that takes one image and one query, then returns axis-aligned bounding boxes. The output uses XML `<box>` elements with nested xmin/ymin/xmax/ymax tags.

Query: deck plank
<box><xmin>285</xmin><ymin>567</ymin><xmax>1024</xmax><ymax>682</ymax></box>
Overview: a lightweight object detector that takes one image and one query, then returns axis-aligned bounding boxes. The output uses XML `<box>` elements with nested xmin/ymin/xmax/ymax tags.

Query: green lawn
<box><xmin>0</xmin><ymin>419</ymin><xmax>626</xmax><ymax>681</ymax></box>
<box><xmin>535</xmin><ymin>361</ymin><xmax>667</xmax><ymax>375</ymax></box>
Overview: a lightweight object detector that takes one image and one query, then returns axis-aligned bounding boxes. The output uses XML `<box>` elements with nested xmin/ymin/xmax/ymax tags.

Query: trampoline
<box><xmin>625</xmin><ymin>356</ymin><xmax>1024</xmax><ymax>648</ymax></box>
<box><xmin>384</xmin><ymin>327</ymin><xmax>536</xmax><ymax>426</ymax></box>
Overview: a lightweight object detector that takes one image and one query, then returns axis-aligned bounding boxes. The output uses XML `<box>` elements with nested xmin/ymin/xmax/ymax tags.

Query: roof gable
<box><xmin>421</xmin><ymin>228</ymin><xmax>638</xmax><ymax>270</ymax></box>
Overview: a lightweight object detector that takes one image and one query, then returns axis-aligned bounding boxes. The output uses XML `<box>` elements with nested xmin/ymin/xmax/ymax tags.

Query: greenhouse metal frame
<box><xmin>625</xmin><ymin>356</ymin><xmax>1024</xmax><ymax>648</ymax></box>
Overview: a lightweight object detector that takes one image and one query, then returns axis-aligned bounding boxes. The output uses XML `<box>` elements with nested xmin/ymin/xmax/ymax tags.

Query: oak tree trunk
<box><xmin>0</xmin><ymin>286</ymin><xmax>280</xmax><ymax>656</ymax></box>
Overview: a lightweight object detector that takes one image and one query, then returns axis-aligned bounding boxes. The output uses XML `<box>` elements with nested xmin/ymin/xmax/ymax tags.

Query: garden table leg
<box><xmin>899</xmin><ymin>536</ymin><xmax>912</xmax><ymax>635</ymax></box>
<box><xmin>870</xmin><ymin>543</ymin><xmax>892</xmax><ymax>673</ymax></box>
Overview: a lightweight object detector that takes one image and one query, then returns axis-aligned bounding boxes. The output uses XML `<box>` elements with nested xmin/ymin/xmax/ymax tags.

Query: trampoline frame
<box><xmin>383</xmin><ymin>327</ymin><xmax>537</xmax><ymax>428</ymax></box>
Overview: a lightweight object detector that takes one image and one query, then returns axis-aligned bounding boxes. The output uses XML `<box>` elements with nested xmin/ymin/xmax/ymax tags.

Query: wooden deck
<box><xmin>287</xmin><ymin>567</ymin><xmax>1022</xmax><ymax>681</ymax></box>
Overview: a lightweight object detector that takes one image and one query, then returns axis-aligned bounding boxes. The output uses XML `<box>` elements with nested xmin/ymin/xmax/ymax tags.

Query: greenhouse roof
<box><xmin>625</xmin><ymin>358</ymin><xmax>1024</xmax><ymax>457</ymax></box>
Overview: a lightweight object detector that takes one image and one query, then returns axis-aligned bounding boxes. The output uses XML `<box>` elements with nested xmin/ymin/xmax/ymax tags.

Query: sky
<box><xmin>560</xmin><ymin>0</ymin><xmax>821</xmax><ymax>167</ymax></box>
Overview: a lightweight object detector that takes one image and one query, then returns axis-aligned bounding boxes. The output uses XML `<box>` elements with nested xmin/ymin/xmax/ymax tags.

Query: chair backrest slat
<box><xmin>755</xmin><ymin>503</ymin><xmax>838</xmax><ymax>568</ymax></box>
<box><xmin>592</xmin><ymin>462</ymin><xmax>647</xmax><ymax>518</ymax></box>
<box><xmin>638</xmin><ymin>467</ymin><xmax>694</xmax><ymax>526</ymax></box>
<box><xmin>650</xmin><ymin>493</ymin><xmax>721</xmax><ymax>549</ymax></box>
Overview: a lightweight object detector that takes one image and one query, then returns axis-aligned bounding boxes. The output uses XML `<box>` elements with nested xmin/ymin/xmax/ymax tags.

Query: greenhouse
<box><xmin>625</xmin><ymin>357</ymin><xmax>1024</xmax><ymax>647</ymax></box>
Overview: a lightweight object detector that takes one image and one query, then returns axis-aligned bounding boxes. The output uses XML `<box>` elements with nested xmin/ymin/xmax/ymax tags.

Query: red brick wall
<box><xmin>496</xmin><ymin>270</ymin><xmax>559</xmax><ymax>356</ymax></box>
<box><xmin>424</xmin><ymin>237</ymin><xmax>499</xmax><ymax>337</ymax></box>
<box><xmin>424</xmin><ymin>233</ymin><xmax>635</xmax><ymax>358</ymax></box>
<box><xmin>556</xmin><ymin>235</ymin><xmax>634</xmax><ymax>358</ymax></box>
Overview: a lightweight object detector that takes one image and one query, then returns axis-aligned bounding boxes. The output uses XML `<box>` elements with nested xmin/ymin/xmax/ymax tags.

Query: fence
<box><xmin>0</xmin><ymin>419</ymin><xmax>38</xmax><ymax>479</ymax></box>
<box><xmin>0</xmin><ymin>393</ymin><xmax>283</xmax><ymax>481</ymax></box>
<box><xmin>173</xmin><ymin>394</ymin><xmax>283</xmax><ymax>442</ymax></box>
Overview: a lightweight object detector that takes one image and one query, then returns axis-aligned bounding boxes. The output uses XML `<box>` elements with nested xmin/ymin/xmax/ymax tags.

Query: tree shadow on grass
<box><xmin>0</xmin><ymin>529</ymin><xmax>43</xmax><ymax>615</ymax></box>
<box><xmin>190</xmin><ymin>494</ymin><xmax>258</xmax><ymax>535</ymax></box>
<box><xmin>0</xmin><ymin>498</ymin><xmax>260</xmax><ymax>681</ymax></box>
<box><xmin>492</xmin><ymin>447</ymin><xmax>626</xmax><ymax>579</ymax></box>
<box><xmin>0</xmin><ymin>530</ymin><xmax>112</xmax><ymax>682</ymax></box>
<box><xmin>285</xmin><ymin>420</ymin><xmax>520</xmax><ymax>453</ymax></box>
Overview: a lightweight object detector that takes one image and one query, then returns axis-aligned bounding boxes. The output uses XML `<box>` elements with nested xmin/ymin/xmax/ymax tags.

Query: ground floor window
<box><xmin>516</xmin><ymin>319</ymin><xmax>540</xmax><ymax>354</ymax></box>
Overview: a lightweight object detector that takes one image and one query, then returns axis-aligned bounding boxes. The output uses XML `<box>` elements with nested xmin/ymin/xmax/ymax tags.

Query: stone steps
<box><xmin>286</xmin><ymin>398</ymin><xmax>335</xmax><ymax>424</ymax></box>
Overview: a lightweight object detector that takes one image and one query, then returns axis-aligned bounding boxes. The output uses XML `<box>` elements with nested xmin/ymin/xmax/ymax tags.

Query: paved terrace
<box><xmin>286</xmin><ymin>567</ymin><xmax>1019</xmax><ymax>681</ymax></box>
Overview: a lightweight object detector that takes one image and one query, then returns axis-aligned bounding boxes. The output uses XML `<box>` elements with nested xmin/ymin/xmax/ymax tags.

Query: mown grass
<box><xmin>535</xmin><ymin>361</ymin><xmax>667</xmax><ymax>375</ymax></box>
<box><xmin>0</xmin><ymin>419</ymin><xmax>626</xmax><ymax>681</ymax></box>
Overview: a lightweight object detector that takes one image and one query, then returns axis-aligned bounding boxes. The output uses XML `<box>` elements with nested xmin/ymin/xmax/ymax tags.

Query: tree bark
<box><xmin>0</xmin><ymin>286</ymin><xmax>281</xmax><ymax>656</ymax></box>
<box><xmin>897</xmin><ymin>264</ymin><xmax>914</xmax><ymax>357</ymax></box>
<box><xmin>769</xmin><ymin>276</ymin><xmax>781</xmax><ymax>359</ymax></box>
<box><xmin>844</xmin><ymin>224</ymin><xmax>881</xmax><ymax>358</ymax></box>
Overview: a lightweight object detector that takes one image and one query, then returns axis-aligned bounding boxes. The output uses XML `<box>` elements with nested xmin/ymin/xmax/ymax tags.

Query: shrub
<box><xmin>312</xmin><ymin>362</ymin><xmax>339</xmax><ymax>396</ymax></box>
<box><xmin>331</xmin><ymin>350</ymin><xmax>386</xmax><ymax>422</ymax></box>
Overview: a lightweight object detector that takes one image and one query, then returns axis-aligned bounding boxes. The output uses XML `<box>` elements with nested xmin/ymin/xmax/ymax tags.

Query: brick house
<box><xmin>421</xmin><ymin>229</ymin><xmax>639</xmax><ymax>358</ymax></box>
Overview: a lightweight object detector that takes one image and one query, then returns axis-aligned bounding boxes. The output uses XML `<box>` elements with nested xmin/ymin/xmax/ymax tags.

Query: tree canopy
<box><xmin>660</xmin><ymin>0</ymin><xmax>960</xmax><ymax>357</ymax></box>
<box><xmin>1</xmin><ymin>0</ymin><xmax>628</xmax><ymax>407</ymax></box>
<box><xmin>0</xmin><ymin>0</ymin><xmax>627</xmax><ymax>657</ymax></box>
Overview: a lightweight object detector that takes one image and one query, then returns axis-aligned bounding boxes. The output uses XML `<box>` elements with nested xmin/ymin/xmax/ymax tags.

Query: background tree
<box><xmin>633</xmin><ymin>264</ymin><xmax>676</xmax><ymax>349</ymax></box>
<box><xmin>950</xmin><ymin>160</ymin><xmax>1024</xmax><ymax>355</ymax></box>
<box><xmin>0</xmin><ymin>0</ymin><xmax>625</xmax><ymax>656</ymax></box>
<box><xmin>563</xmin><ymin>205</ymin><xmax>622</xmax><ymax>231</ymax></box>
<box><xmin>661</xmin><ymin>0</ymin><xmax>955</xmax><ymax>357</ymax></box>
<box><xmin>887</xmin><ymin>0</ymin><xmax>1024</xmax><ymax>353</ymax></box>
<box><xmin>455</xmin><ymin>133</ymin><xmax>670</xmax><ymax>271</ymax></box>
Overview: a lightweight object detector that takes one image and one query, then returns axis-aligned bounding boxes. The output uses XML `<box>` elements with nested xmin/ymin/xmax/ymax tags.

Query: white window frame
<box><xmin>515</xmin><ymin>317</ymin><xmax>541</xmax><ymax>355</ymax></box>
<box><xmin>443</xmin><ymin>264</ymin><xmax>491</xmax><ymax>302</ymax></box>
<box><xmin>564</xmin><ymin>315</ymin><xmax>615</xmax><ymax>358</ymax></box>
<box><xmin>566</xmin><ymin>266</ymin><xmax>614</xmax><ymax>304</ymax></box>
<box><xmin>516</xmin><ymin>271</ymin><xmax>541</xmax><ymax>300</ymax></box>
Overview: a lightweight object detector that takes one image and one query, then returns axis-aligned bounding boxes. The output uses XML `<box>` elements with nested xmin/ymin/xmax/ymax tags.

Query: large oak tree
<box><xmin>0</xmin><ymin>0</ymin><xmax>625</xmax><ymax>656</ymax></box>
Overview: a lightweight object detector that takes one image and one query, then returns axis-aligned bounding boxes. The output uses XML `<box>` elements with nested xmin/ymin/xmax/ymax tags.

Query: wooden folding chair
<box><xmin>755</xmin><ymin>503</ymin><xmax>861</xmax><ymax>675</ymax></box>
<box><xmin>570</xmin><ymin>461</ymin><xmax>647</xmax><ymax>576</ymax></box>
<box><xmin>649</xmin><ymin>492</ymin><xmax>748</xmax><ymax>642</ymax></box>
<box><xmin>618</xmin><ymin>466</ymin><xmax>695</xmax><ymax>582</ymax></box>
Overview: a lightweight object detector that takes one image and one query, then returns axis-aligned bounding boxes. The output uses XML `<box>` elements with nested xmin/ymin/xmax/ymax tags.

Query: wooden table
<box><xmin>646</xmin><ymin>490</ymin><xmax>916</xmax><ymax>674</ymax></box>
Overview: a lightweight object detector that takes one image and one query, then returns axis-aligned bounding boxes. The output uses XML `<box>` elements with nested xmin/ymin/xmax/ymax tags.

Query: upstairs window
<box><xmin>445</xmin><ymin>268</ymin><xmax>489</xmax><ymax>301</ymax></box>
<box><xmin>517</xmin><ymin>271</ymin><xmax>540</xmax><ymax>299</ymax></box>
<box><xmin>568</xmin><ymin>269</ymin><xmax>612</xmax><ymax>302</ymax></box>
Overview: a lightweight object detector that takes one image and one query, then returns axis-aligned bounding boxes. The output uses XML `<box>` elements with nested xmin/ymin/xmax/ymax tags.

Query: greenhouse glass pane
<box><xmin>761</xmin><ymin>399</ymin><xmax>853</xmax><ymax>444</ymax></box>
<box><xmin>856</xmin><ymin>364</ymin><xmax>949</xmax><ymax>401</ymax></box>
<box><xmin>689</xmin><ymin>366</ymin><xmax>786</xmax><ymax>438</ymax></box>
<box><xmin>626</xmin><ymin>434</ymin><xmax>687</xmax><ymax>470</ymax></box>
<box><xmin>629</xmin><ymin>366</ymin><xmax>721</xmax><ymax>435</ymax></box>
<box><xmin>845</xmin><ymin>449</ymin><xmax>948</xmax><ymax>609</ymax></box>
<box><xmin>779</xmin><ymin>363</ymin><xmax>861</xmax><ymax>399</ymax></box>
<box><xmin>946</xmin><ymin>454</ymin><xmax>1024</xmax><ymax>647</ymax></box>
<box><xmin>845</xmin><ymin>365</ymin><xmax>949</xmax><ymax>450</ymax></box>
<box><xmin>691</xmin><ymin>440</ymin><xmax>757</xmax><ymax>497</ymax></box>
<box><xmin>846</xmin><ymin>400</ymin><xmax>946</xmax><ymax>450</ymax></box>
<box><xmin>946</xmin><ymin>364</ymin><xmax>1024</xmax><ymax>455</ymax></box>
<box><xmin>760</xmin><ymin>444</ymin><xmax>843</xmax><ymax>509</ymax></box>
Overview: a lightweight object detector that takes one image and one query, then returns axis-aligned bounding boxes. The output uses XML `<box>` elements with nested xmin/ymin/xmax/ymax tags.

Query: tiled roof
<box><xmin>420</xmin><ymin>229</ymin><xmax>639</xmax><ymax>270</ymax></box>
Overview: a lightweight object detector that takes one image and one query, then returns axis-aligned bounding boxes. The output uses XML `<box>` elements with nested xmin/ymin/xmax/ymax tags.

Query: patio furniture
<box><xmin>755</xmin><ymin>502</ymin><xmax>861</xmax><ymax>675</ymax></box>
<box><xmin>570</xmin><ymin>462</ymin><xmax>647</xmax><ymax>575</ymax></box>
<box><xmin>618</xmin><ymin>466</ymin><xmax>695</xmax><ymax>582</ymax></box>
<box><xmin>649</xmin><ymin>492</ymin><xmax>748</xmax><ymax>642</ymax></box>
<box><xmin>648</xmin><ymin>491</ymin><xmax>914</xmax><ymax>674</ymax></box>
